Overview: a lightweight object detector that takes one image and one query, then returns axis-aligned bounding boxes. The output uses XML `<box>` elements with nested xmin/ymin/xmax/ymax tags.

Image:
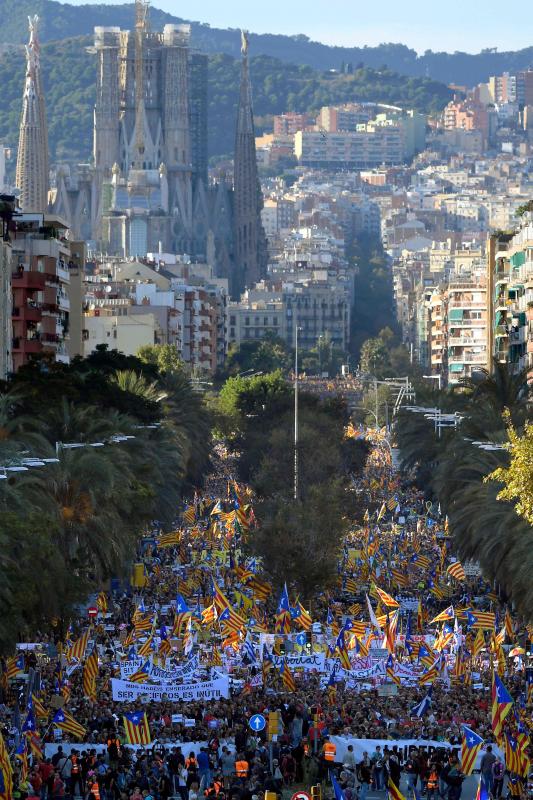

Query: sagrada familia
<box><xmin>15</xmin><ymin>4</ymin><xmax>267</xmax><ymax>298</ymax></box>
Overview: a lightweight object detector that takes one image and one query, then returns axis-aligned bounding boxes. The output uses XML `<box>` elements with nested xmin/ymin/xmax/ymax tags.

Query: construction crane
<box><xmin>134</xmin><ymin>0</ymin><xmax>149</xmax><ymax>160</ymax></box>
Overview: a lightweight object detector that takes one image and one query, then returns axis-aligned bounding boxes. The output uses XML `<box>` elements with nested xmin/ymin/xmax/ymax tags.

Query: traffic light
<box><xmin>311</xmin><ymin>785</ymin><xmax>322</xmax><ymax>800</ymax></box>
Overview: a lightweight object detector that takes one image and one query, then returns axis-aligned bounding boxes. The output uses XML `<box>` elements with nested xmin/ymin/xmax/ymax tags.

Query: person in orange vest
<box><xmin>323</xmin><ymin>740</ymin><xmax>336</xmax><ymax>763</ymax></box>
<box><xmin>87</xmin><ymin>775</ymin><xmax>100</xmax><ymax>800</ymax></box>
<box><xmin>320</xmin><ymin>739</ymin><xmax>337</xmax><ymax>780</ymax></box>
<box><xmin>426</xmin><ymin>762</ymin><xmax>440</xmax><ymax>800</ymax></box>
<box><xmin>234</xmin><ymin>754</ymin><xmax>249</xmax><ymax>784</ymax></box>
<box><xmin>107</xmin><ymin>733</ymin><xmax>121</xmax><ymax>767</ymax></box>
<box><xmin>69</xmin><ymin>752</ymin><xmax>83</xmax><ymax>799</ymax></box>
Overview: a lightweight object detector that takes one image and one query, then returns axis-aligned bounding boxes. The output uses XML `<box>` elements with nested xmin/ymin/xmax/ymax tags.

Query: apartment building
<box><xmin>11</xmin><ymin>213</ymin><xmax>82</xmax><ymax>371</ymax></box>
<box><xmin>83</xmin><ymin>310</ymin><xmax>162</xmax><ymax>355</ymax></box>
<box><xmin>446</xmin><ymin>275</ymin><xmax>488</xmax><ymax>384</ymax></box>
<box><xmin>228</xmin><ymin>299</ymin><xmax>287</xmax><ymax>346</ymax></box>
<box><xmin>0</xmin><ymin>239</ymin><xmax>12</xmax><ymax>379</ymax></box>
<box><xmin>83</xmin><ymin>258</ymin><xmax>228</xmax><ymax>374</ymax></box>
<box><xmin>231</xmin><ymin>268</ymin><xmax>352</xmax><ymax>353</ymax></box>
<box><xmin>487</xmin><ymin>219</ymin><xmax>533</xmax><ymax>373</ymax></box>
<box><xmin>317</xmin><ymin>104</ymin><xmax>373</xmax><ymax>132</ymax></box>
<box><xmin>294</xmin><ymin>111</ymin><xmax>425</xmax><ymax>169</ymax></box>
<box><xmin>273</xmin><ymin>112</ymin><xmax>315</xmax><ymax>135</ymax></box>
<box><xmin>443</xmin><ymin>98</ymin><xmax>493</xmax><ymax>146</ymax></box>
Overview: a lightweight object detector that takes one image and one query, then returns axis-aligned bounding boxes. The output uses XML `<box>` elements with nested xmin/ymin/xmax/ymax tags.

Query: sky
<box><xmin>70</xmin><ymin>0</ymin><xmax>532</xmax><ymax>54</ymax></box>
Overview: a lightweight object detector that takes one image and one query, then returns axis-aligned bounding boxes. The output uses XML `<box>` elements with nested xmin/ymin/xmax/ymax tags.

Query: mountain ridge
<box><xmin>2</xmin><ymin>0</ymin><xmax>533</xmax><ymax>86</ymax></box>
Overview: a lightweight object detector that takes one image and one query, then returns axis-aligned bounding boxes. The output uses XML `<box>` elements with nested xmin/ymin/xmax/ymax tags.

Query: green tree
<box><xmin>250</xmin><ymin>482</ymin><xmax>347</xmax><ymax>601</ymax></box>
<box><xmin>488</xmin><ymin>417</ymin><xmax>533</xmax><ymax>527</ymax></box>
<box><xmin>360</xmin><ymin>336</ymin><xmax>390</xmax><ymax>376</ymax></box>
<box><xmin>222</xmin><ymin>334</ymin><xmax>292</xmax><ymax>379</ymax></box>
<box><xmin>137</xmin><ymin>343</ymin><xmax>185</xmax><ymax>375</ymax></box>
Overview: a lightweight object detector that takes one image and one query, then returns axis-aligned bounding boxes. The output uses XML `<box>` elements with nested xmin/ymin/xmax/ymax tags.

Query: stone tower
<box><xmin>91</xmin><ymin>1</ymin><xmax>195</xmax><ymax>256</ymax></box>
<box><xmin>15</xmin><ymin>16</ymin><xmax>49</xmax><ymax>212</ymax></box>
<box><xmin>232</xmin><ymin>31</ymin><xmax>267</xmax><ymax>299</ymax></box>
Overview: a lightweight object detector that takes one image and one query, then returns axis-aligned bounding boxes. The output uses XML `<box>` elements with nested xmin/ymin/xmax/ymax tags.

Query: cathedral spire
<box><xmin>232</xmin><ymin>30</ymin><xmax>267</xmax><ymax>299</ymax></box>
<box><xmin>15</xmin><ymin>15</ymin><xmax>49</xmax><ymax>212</ymax></box>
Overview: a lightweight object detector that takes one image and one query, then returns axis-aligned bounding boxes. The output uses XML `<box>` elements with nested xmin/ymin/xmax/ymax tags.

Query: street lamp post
<box><xmin>352</xmin><ymin>406</ymin><xmax>379</xmax><ymax>427</ymax></box>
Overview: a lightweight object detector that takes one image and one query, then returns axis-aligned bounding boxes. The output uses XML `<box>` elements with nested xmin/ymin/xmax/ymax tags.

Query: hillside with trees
<box><xmin>0</xmin><ymin>39</ymin><xmax>452</xmax><ymax>165</ymax></box>
<box><xmin>1</xmin><ymin>0</ymin><xmax>532</xmax><ymax>86</ymax></box>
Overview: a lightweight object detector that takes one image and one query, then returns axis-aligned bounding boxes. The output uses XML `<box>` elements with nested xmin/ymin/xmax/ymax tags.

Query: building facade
<box><xmin>11</xmin><ymin>213</ymin><xmax>82</xmax><ymax>371</ymax></box>
<box><xmin>487</xmin><ymin>220</ymin><xmax>533</xmax><ymax>374</ymax></box>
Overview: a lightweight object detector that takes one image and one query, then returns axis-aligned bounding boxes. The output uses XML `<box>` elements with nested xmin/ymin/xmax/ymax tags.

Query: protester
<box><xmin>2</xmin><ymin>435</ymin><xmax>531</xmax><ymax>800</ymax></box>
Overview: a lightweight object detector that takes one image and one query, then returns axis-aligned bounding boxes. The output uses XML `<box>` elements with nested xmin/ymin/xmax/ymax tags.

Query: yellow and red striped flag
<box><xmin>82</xmin><ymin>647</ymin><xmax>99</xmax><ymax>701</ymax></box>
<box><xmin>52</xmin><ymin>708</ymin><xmax>86</xmax><ymax>740</ymax></box>
<box><xmin>461</xmin><ymin>725</ymin><xmax>484</xmax><ymax>775</ymax></box>
<box><xmin>387</xmin><ymin>778</ymin><xmax>406</xmax><ymax>800</ymax></box>
<box><xmin>375</xmin><ymin>587</ymin><xmax>400</xmax><ymax>608</ymax></box>
<box><xmin>96</xmin><ymin>592</ymin><xmax>108</xmax><ymax>613</ymax></box>
<box><xmin>447</xmin><ymin>561</ymin><xmax>466</xmax><ymax>582</ymax></box>
<box><xmin>0</xmin><ymin>730</ymin><xmax>13</xmax><ymax>800</ymax></box>
<box><xmin>67</xmin><ymin>629</ymin><xmax>91</xmax><ymax>662</ymax></box>
<box><xmin>158</xmin><ymin>530</ymin><xmax>182</xmax><ymax>548</ymax></box>
<box><xmin>280</xmin><ymin>660</ymin><xmax>297</xmax><ymax>692</ymax></box>
<box><xmin>123</xmin><ymin>711</ymin><xmax>151</xmax><ymax>745</ymax></box>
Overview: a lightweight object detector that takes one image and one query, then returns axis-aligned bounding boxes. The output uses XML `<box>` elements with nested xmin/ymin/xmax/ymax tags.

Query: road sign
<box><xmin>87</xmin><ymin>606</ymin><xmax>98</xmax><ymax>618</ymax></box>
<box><xmin>249</xmin><ymin>713</ymin><xmax>266</xmax><ymax>732</ymax></box>
<box><xmin>291</xmin><ymin>792</ymin><xmax>311</xmax><ymax>800</ymax></box>
<box><xmin>296</xmin><ymin>633</ymin><xmax>307</xmax><ymax>646</ymax></box>
<box><xmin>267</xmin><ymin>710</ymin><xmax>282</xmax><ymax>741</ymax></box>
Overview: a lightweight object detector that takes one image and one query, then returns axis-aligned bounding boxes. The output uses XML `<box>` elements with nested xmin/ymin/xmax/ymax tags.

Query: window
<box><xmin>230</xmin><ymin>315</ymin><xmax>236</xmax><ymax>325</ymax></box>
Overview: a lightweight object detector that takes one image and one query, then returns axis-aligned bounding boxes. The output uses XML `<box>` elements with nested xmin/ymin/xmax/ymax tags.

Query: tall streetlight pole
<box><xmin>294</xmin><ymin>324</ymin><xmax>300</xmax><ymax>501</ymax></box>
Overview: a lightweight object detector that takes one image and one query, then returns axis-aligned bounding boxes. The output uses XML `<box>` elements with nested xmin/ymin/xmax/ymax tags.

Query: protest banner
<box><xmin>111</xmin><ymin>675</ymin><xmax>229</xmax><ymax>702</ymax></box>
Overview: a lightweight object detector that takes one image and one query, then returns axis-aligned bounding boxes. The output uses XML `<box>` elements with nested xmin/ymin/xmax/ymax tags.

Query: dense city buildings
<box><xmin>5</xmin><ymin>1</ymin><xmax>533</xmax><ymax>381</ymax></box>
<box><xmin>82</xmin><ymin>255</ymin><xmax>228</xmax><ymax>373</ymax></box>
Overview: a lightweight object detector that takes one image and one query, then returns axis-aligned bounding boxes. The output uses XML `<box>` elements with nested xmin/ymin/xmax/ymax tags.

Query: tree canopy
<box><xmin>0</xmin><ymin>346</ymin><xmax>212</xmax><ymax>649</ymax></box>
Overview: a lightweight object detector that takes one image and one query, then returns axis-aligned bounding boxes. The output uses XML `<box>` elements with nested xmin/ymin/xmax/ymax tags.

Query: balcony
<box><xmin>448</xmin><ymin>336</ymin><xmax>485</xmax><ymax>346</ymax></box>
<box><xmin>12</xmin><ymin>305</ymin><xmax>42</xmax><ymax>322</ymax></box>
<box><xmin>56</xmin><ymin>264</ymin><xmax>70</xmax><ymax>283</ymax></box>
<box><xmin>58</xmin><ymin>294</ymin><xmax>70</xmax><ymax>311</ymax></box>
<box><xmin>449</xmin><ymin>353</ymin><xmax>487</xmax><ymax>364</ymax></box>
<box><xmin>12</xmin><ymin>337</ymin><xmax>43</xmax><ymax>354</ymax></box>
<box><xmin>11</xmin><ymin>270</ymin><xmax>46</xmax><ymax>290</ymax></box>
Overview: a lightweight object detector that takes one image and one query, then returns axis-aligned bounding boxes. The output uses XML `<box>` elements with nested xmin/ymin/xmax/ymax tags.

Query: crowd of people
<box><xmin>1</xmin><ymin>438</ymin><xmax>531</xmax><ymax>800</ymax></box>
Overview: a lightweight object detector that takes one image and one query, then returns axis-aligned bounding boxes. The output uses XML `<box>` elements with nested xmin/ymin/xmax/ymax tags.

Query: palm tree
<box><xmin>111</xmin><ymin>369</ymin><xmax>167</xmax><ymax>404</ymax></box>
<box><xmin>160</xmin><ymin>371</ymin><xmax>212</xmax><ymax>489</ymax></box>
<box><xmin>41</xmin><ymin>396</ymin><xmax>136</xmax><ymax>448</ymax></box>
<box><xmin>460</xmin><ymin>359</ymin><xmax>530</xmax><ymax>419</ymax></box>
<box><xmin>19</xmin><ymin>442</ymin><xmax>140</xmax><ymax>577</ymax></box>
<box><xmin>0</xmin><ymin>389</ymin><xmax>49</xmax><ymax>458</ymax></box>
